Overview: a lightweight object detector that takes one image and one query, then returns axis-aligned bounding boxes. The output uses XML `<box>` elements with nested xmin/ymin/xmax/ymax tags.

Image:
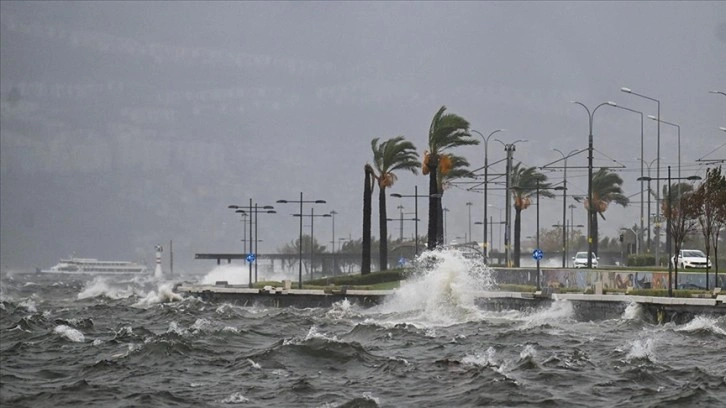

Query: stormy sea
<box><xmin>2</xmin><ymin>250</ymin><xmax>725</xmax><ymax>407</ymax></box>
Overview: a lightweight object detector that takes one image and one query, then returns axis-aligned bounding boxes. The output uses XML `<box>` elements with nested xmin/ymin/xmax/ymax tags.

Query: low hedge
<box><xmin>307</xmin><ymin>269</ymin><xmax>413</xmax><ymax>287</ymax></box>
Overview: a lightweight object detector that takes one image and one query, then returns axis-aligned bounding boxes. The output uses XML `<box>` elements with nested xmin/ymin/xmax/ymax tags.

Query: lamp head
<box><xmin>607</xmin><ymin>101</ymin><xmax>617</xmax><ymax>106</ymax></box>
<box><xmin>390</xmin><ymin>193</ymin><xmax>402</xmax><ymax>198</ymax></box>
<box><xmin>620</xmin><ymin>87</ymin><xmax>632</xmax><ymax>93</ymax></box>
<box><xmin>276</xmin><ymin>200</ymin><xmax>288</xmax><ymax>203</ymax></box>
<box><xmin>314</xmin><ymin>200</ymin><xmax>326</xmax><ymax>204</ymax></box>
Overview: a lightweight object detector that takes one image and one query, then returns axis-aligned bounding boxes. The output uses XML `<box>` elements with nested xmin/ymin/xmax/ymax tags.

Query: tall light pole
<box><xmin>293</xmin><ymin>208</ymin><xmax>332</xmax><ymax>279</ymax></box>
<box><xmin>637</xmin><ymin>167</ymin><xmax>701</xmax><ymax>296</ymax></box>
<box><xmin>465</xmin><ymin>202</ymin><xmax>473</xmax><ymax>243</ymax></box>
<box><xmin>229</xmin><ymin>202</ymin><xmax>275</xmax><ymax>288</ymax></box>
<box><xmin>276</xmin><ymin>193</ymin><xmax>326</xmax><ymax>289</ymax></box>
<box><xmin>640</xmin><ymin>157</ymin><xmax>658</xmax><ymax>254</ymax></box>
<box><xmin>610</xmin><ymin>102</ymin><xmax>645</xmax><ymax>252</ymax></box>
<box><xmin>647</xmin><ymin>115</ymin><xmax>681</xmax><ymax>183</ymax></box>
<box><xmin>571</xmin><ymin>100</ymin><xmax>615</xmax><ymax>268</ymax></box>
<box><xmin>472</xmin><ymin>129</ymin><xmax>505</xmax><ymax>260</ymax></box>
<box><xmin>330</xmin><ymin>210</ymin><xmax>338</xmax><ymax>275</ymax></box>
<box><xmin>552</xmin><ymin>149</ymin><xmax>579</xmax><ymax>267</ymax></box>
<box><xmin>443</xmin><ymin>207</ymin><xmax>450</xmax><ymax>243</ymax></box>
<box><xmin>495</xmin><ymin>138</ymin><xmax>527</xmax><ymax>267</ymax></box>
<box><xmin>391</xmin><ymin>186</ymin><xmax>439</xmax><ymax>257</ymax></box>
<box><xmin>621</xmin><ymin>87</ymin><xmax>661</xmax><ymax>265</ymax></box>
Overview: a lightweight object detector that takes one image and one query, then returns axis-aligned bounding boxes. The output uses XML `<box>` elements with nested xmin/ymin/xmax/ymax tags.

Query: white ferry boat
<box><xmin>39</xmin><ymin>257</ymin><xmax>148</xmax><ymax>275</ymax></box>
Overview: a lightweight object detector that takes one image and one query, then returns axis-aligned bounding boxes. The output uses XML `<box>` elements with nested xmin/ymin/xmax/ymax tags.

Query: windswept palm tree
<box><xmin>436</xmin><ymin>154</ymin><xmax>474</xmax><ymax>244</ymax></box>
<box><xmin>510</xmin><ymin>163</ymin><xmax>554</xmax><ymax>267</ymax></box>
<box><xmin>423</xmin><ymin>106</ymin><xmax>477</xmax><ymax>249</ymax></box>
<box><xmin>585</xmin><ymin>168</ymin><xmax>629</xmax><ymax>256</ymax></box>
<box><xmin>362</xmin><ymin>163</ymin><xmax>376</xmax><ymax>275</ymax></box>
<box><xmin>371</xmin><ymin>136</ymin><xmax>419</xmax><ymax>270</ymax></box>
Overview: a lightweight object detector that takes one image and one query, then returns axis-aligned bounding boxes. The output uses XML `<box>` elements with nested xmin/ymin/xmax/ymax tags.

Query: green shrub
<box><xmin>626</xmin><ymin>254</ymin><xmax>656</xmax><ymax>267</ymax></box>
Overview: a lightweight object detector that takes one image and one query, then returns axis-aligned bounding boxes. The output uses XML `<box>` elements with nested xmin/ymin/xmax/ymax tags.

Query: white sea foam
<box><xmin>77</xmin><ymin>277</ymin><xmax>138</xmax><ymax>300</ymax></box>
<box><xmin>370</xmin><ymin>248</ymin><xmax>494</xmax><ymax>327</ymax></box>
<box><xmin>54</xmin><ymin>324</ymin><xmax>85</xmax><ymax>342</ymax></box>
<box><xmin>247</xmin><ymin>358</ymin><xmax>261</xmax><ymax>369</ymax></box>
<box><xmin>675</xmin><ymin>316</ymin><xmax>726</xmax><ymax>336</ymax></box>
<box><xmin>18</xmin><ymin>298</ymin><xmax>38</xmax><ymax>313</ymax></box>
<box><xmin>625</xmin><ymin>338</ymin><xmax>656</xmax><ymax>362</ymax></box>
<box><xmin>621</xmin><ymin>302</ymin><xmax>642</xmax><ymax>320</ymax></box>
<box><xmin>191</xmin><ymin>318</ymin><xmax>211</xmax><ymax>332</ymax></box>
<box><xmin>519</xmin><ymin>300</ymin><xmax>575</xmax><ymax>329</ymax></box>
<box><xmin>132</xmin><ymin>282</ymin><xmax>183</xmax><ymax>307</ymax></box>
<box><xmin>221</xmin><ymin>392</ymin><xmax>249</xmax><ymax>404</ymax></box>
<box><xmin>199</xmin><ymin>264</ymin><xmax>249</xmax><ymax>286</ymax></box>
<box><xmin>462</xmin><ymin>346</ymin><xmax>498</xmax><ymax>367</ymax></box>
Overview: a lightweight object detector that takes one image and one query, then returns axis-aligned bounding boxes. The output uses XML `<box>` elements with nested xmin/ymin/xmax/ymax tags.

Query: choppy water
<box><xmin>2</xmin><ymin>250</ymin><xmax>726</xmax><ymax>407</ymax></box>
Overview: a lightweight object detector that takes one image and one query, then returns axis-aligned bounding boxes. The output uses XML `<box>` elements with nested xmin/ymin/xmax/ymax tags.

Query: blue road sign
<box><xmin>246</xmin><ymin>253</ymin><xmax>256</xmax><ymax>263</ymax></box>
<box><xmin>532</xmin><ymin>249</ymin><xmax>544</xmax><ymax>261</ymax></box>
<box><xmin>398</xmin><ymin>257</ymin><xmax>407</xmax><ymax>266</ymax></box>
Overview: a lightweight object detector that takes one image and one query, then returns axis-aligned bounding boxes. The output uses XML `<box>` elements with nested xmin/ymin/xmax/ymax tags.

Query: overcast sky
<box><xmin>1</xmin><ymin>1</ymin><xmax>724</xmax><ymax>274</ymax></box>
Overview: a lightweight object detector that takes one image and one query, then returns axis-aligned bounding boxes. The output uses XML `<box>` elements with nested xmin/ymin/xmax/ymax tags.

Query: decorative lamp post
<box><xmin>571</xmin><ymin>100</ymin><xmax>615</xmax><ymax>268</ymax></box>
<box><xmin>276</xmin><ymin>193</ymin><xmax>326</xmax><ymax>289</ymax></box>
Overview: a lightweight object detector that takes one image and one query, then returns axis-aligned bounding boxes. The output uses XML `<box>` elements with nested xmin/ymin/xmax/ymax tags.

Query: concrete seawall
<box><xmin>174</xmin><ymin>283</ymin><xmax>726</xmax><ymax>324</ymax></box>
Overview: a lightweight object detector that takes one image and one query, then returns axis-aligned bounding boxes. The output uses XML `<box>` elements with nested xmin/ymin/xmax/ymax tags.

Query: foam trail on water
<box><xmin>371</xmin><ymin>248</ymin><xmax>494</xmax><ymax>327</ymax></box>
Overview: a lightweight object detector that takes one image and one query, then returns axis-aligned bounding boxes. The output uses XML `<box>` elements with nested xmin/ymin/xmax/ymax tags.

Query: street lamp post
<box><xmin>571</xmin><ymin>100</ymin><xmax>615</xmax><ymax>268</ymax></box>
<box><xmin>229</xmin><ymin>202</ymin><xmax>276</xmax><ymax>288</ymax></box>
<box><xmin>495</xmin><ymin>138</ymin><xmax>527</xmax><ymax>267</ymax></box>
<box><xmin>637</xmin><ymin>167</ymin><xmax>701</xmax><ymax>296</ymax></box>
<box><xmin>551</xmin><ymin>149</ymin><xmax>579</xmax><ymax>267</ymax></box>
<box><xmin>647</xmin><ymin>115</ymin><xmax>681</xmax><ymax>184</ymax></box>
<box><xmin>610</xmin><ymin>103</ymin><xmax>645</xmax><ymax>253</ymax></box>
<box><xmin>293</xmin><ymin>208</ymin><xmax>332</xmax><ymax>280</ymax></box>
<box><xmin>391</xmin><ymin>186</ymin><xmax>440</xmax><ymax>257</ymax></box>
<box><xmin>443</xmin><ymin>207</ymin><xmax>450</xmax><ymax>243</ymax></box>
<box><xmin>622</xmin><ymin>87</ymin><xmax>662</xmax><ymax>266</ymax></box>
<box><xmin>472</xmin><ymin>129</ymin><xmax>505</xmax><ymax>260</ymax></box>
<box><xmin>330</xmin><ymin>210</ymin><xmax>338</xmax><ymax>275</ymax></box>
<box><xmin>640</xmin><ymin>157</ymin><xmax>658</xmax><ymax>254</ymax></box>
<box><xmin>465</xmin><ymin>202</ymin><xmax>473</xmax><ymax>243</ymax></box>
<box><xmin>276</xmin><ymin>193</ymin><xmax>327</xmax><ymax>289</ymax></box>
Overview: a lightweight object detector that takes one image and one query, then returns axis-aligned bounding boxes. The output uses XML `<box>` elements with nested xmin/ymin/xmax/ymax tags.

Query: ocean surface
<box><xmin>2</xmin><ymin>250</ymin><xmax>726</xmax><ymax>407</ymax></box>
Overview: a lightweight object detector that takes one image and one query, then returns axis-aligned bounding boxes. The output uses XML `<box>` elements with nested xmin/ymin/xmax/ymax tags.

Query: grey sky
<box><xmin>1</xmin><ymin>1</ymin><xmax>724</xmax><ymax>274</ymax></box>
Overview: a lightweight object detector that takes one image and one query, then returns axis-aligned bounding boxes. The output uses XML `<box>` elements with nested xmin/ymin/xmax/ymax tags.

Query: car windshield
<box><xmin>576</xmin><ymin>253</ymin><xmax>593</xmax><ymax>259</ymax></box>
<box><xmin>682</xmin><ymin>250</ymin><xmax>706</xmax><ymax>258</ymax></box>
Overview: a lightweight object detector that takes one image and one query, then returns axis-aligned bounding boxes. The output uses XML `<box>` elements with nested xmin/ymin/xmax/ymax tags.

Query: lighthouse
<box><xmin>154</xmin><ymin>244</ymin><xmax>163</xmax><ymax>279</ymax></box>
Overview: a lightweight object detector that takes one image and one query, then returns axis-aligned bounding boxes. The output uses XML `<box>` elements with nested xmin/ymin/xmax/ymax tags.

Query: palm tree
<box><xmin>423</xmin><ymin>106</ymin><xmax>478</xmax><ymax>249</ymax></box>
<box><xmin>436</xmin><ymin>154</ymin><xmax>474</xmax><ymax>244</ymax></box>
<box><xmin>362</xmin><ymin>163</ymin><xmax>376</xmax><ymax>275</ymax></box>
<box><xmin>585</xmin><ymin>168</ymin><xmax>629</xmax><ymax>256</ymax></box>
<box><xmin>510</xmin><ymin>163</ymin><xmax>554</xmax><ymax>267</ymax></box>
<box><xmin>371</xmin><ymin>136</ymin><xmax>419</xmax><ymax>270</ymax></box>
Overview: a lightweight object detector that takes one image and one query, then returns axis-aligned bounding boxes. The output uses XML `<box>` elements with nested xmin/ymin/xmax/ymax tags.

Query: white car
<box><xmin>573</xmin><ymin>252</ymin><xmax>598</xmax><ymax>268</ymax></box>
<box><xmin>671</xmin><ymin>249</ymin><xmax>712</xmax><ymax>269</ymax></box>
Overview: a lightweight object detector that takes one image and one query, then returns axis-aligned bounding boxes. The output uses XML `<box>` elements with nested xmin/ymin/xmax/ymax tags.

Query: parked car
<box><xmin>573</xmin><ymin>252</ymin><xmax>598</xmax><ymax>268</ymax></box>
<box><xmin>671</xmin><ymin>249</ymin><xmax>712</xmax><ymax>269</ymax></box>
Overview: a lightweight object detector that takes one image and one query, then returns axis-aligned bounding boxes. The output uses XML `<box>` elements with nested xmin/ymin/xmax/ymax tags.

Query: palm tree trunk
<box><xmin>427</xmin><ymin>159</ymin><xmax>440</xmax><ymax>250</ymax></box>
<box><xmin>379</xmin><ymin>186</ymin><xmax>388</xmax><ymax>271</ymax></box>
<box><xmin>591</xmin><ymin>210</ymin><xmax>599</xmax><ymax>256</ymax></box>
<box><xmin>362</xmin><ymin>165</ymin><xmax>374</xmax><ymax>275</ymax></box>
<box><xmin>514</xmin><ymin>208</ymin><xmax>522</xmax><ymax>267</ymax></box>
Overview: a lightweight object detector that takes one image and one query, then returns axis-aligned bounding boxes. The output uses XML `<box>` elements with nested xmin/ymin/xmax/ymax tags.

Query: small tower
<box><xmin>154</xmin><ymin>244</ymin><xmax>163</xmax><ymax>279</ymax></box>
